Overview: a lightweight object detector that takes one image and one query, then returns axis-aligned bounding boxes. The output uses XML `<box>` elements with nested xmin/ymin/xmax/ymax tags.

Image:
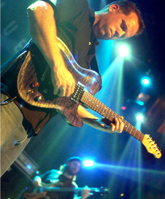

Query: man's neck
<box><xmin>93</xmin><ymin>11</ymin><xmax>106</xmax><ymax>26</ymax></box>
<box><xmin>63</xmin><ymin>172</ymin><xmax>73</xmax><ymax>179</ymax></box>
<box><xmin>93</xmin><ymin>11</ymin><xmax>99</xmax><ymax>26</ymax></box>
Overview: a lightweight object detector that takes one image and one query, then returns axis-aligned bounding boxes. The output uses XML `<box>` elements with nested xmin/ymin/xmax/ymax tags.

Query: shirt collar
<box><xmin>89</xmin><ymin>9</ymin><xmax>99</xmax><ymax>45</ymax></box>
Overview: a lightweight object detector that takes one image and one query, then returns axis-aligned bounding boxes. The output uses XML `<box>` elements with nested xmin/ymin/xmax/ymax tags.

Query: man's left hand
<box><xmin>97</xmin><ymin>116</ymin><xmax>124</xmax><ymax>133</ymax></box>
<box><xmin>80</xmin><ymin>186</ymin><xmax>92</xmax><ymax>199</ymax></box>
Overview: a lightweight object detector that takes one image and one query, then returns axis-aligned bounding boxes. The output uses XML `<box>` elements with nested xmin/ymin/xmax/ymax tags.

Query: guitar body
<box><xmin>17</xmin><ymin>38</ymin><xmax>102</xmax><ymax>127</ymax></box>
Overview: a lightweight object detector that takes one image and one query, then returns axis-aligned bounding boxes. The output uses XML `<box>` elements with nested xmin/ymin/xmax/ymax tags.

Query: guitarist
<box><xmin>21</xmin><ymin>156</ymin><xmax>91</xmax><ymax>199</ymax></box>
<box><xmin>1</xmin><ymin>0</ymin><xmax>145</xmax><ymax>176</ymax></box>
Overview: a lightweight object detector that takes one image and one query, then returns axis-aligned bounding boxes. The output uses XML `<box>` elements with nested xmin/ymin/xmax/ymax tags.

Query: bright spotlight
<box><xmin>36</xmin><ymin>170</ymin><xmax>40</xmax><ymax>175</ymax></box>
<box><xmin>118</xmin><ymin>45</ymin><xmax>129</xmax><ymax>57</ymax></box>
<box><xmin>141</xmin><ymin>77</ymin><xmax>151</xmax><ymax>86</ymax></box>
<box><xmin>83</xmin><ymin>160</ymin><xmax>94</xmax><ymax>167</ymax></box>
<box><xmin>136</xmin><ymin>114</ymin><xmax>144</xmax><ymax>122</ymax></box>
<box><xmin>26</xmin><ymin>164</ymin><xmax>31</xmax><ymax>169</ymax></box>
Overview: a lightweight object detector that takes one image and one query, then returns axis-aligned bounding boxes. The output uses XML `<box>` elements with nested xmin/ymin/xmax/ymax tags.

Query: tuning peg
<box><xmin>156</xmin><ymin>149</ymin><xmax>161</xmax><ymax>152</ymax></box>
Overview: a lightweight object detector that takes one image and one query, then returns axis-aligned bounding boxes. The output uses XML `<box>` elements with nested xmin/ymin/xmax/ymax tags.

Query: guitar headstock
<box><xmin>99</xmin><ymin>187</ymin><xmax>110</xmax><ymax>196</ymax></box>
<box><xmin>142</xmin><ymin>134</ymin><xmax>161</xmax><ymax>158</ymax></box>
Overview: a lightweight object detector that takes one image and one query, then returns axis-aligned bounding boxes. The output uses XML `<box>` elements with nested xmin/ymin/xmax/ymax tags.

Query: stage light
<box><xmin>83</xmin><ymin>160</ymin><xmax>94</xmax><ymax>167</ymax></box>
<box><xmin>36</xmin><ymin>170</ymin><xmax>40</xmax><ymax>175</ymax></box>
<box><xmin>136</xmin><ymin>114</ymin><xmax>144</xmax><ymax>122</ymax></box>
<box><xmin>26</xmin><ymin>164</ymin><xmax>31</xmax><ymax>169</ymax></box>
<box><xmin>121</xmin><ymin>106</ymin><xmax>127</xmax><ymax>110</ymax></box>
<box><xmin>135</xmin><ymin>100</ymin><xmax>144</xmax><ymax>106</ymax></box>
<box><xmin>135</xmin><ymin>93</ymin><xmax>150</xmax><ymax>106</ymax></box>
<box><xmin>141</xmin><ymin>77</ymin><xmax>151</xmax><ymax>86</ymax></box>
<box><xmin>118</xmin><ymin>45</ymin><xmax>129</xmax><ymax>57</ymax></box>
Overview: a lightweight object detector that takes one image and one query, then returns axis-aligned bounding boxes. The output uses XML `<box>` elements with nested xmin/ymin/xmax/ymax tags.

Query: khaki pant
<box><xmin>1</xmin><ymin>93</ymin><xmax>31</xmax><ymax>177</ymax></box>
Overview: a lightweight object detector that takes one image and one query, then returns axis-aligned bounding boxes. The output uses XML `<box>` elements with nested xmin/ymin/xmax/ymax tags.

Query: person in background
<box><xmin>22</xmin><ymin>156</ymin><xmax>91</xmax><ymax>199</ymax></box>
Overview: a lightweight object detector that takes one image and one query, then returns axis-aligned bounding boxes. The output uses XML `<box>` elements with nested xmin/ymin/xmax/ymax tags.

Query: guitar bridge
<box><xmin>71</xmin><ymin>82</ymin><xmax>84</xmax><ymax>103</ymax></box>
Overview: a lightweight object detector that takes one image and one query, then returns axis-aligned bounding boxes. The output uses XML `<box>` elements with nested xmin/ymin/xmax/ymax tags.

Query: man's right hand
<box><xmin>28</xmin><ymin>1</ymin><xmax>75</xmax><ymax>98</ymax></box>
<box><xmin>51</xmin><ymin>64</ymin><xmax>75</xmax><ymax>97</ymax></box>
<box><xmin>80</xmin><ymin>186</ymin><xmax>92</xmax><ymax>199</ymax></box>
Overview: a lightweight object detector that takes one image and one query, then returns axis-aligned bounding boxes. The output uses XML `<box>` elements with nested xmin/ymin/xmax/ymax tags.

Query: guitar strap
<box><xmin>1</xmin><ymin>50</ymin><xmax>28</xmax><ymax>105</ymax></box>
<box><xmin>90</xmin><ymin>56</ymin><xmax>100</xmax><ymax>75</ymax></box>
<box><xmin>1</xmin><ymin>40</ymin><xmax>32</xmax><ymax>105</ymax></box>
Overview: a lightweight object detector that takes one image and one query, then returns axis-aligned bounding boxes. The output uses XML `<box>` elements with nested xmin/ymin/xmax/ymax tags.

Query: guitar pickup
<box><xmin>71</xmin><ymin>82</ymin><xmax>84</xmax><ymax>103</ymax></box>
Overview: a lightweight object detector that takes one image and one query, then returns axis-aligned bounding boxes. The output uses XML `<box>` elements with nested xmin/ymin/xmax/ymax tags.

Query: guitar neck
<box><xmin>41</xmin><ymin>187</ymin><xmax>100</xmax><ymax>193</ymax></box>
<box><xmin>81</xmin><ymin>91</ymin><xmax>144</xmax><ymax>142</ymax></box>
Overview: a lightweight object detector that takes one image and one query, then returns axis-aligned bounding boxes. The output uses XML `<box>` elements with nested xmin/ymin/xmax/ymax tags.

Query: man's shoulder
<box><xmin>55</xmin><ymin>0</ymin><xmax>88</xmax><ymax>13</ymax></box>
<box><xmin>41</xmin><ymin>169</ymin><xmax>62</xmax><ymax>182</ymax></box>
<box><xmin>47</xmin><ymin>169</ymin><xmax>62</xmax><ymax>176</ymax></box>
<box><xmin>72</xmin><ymin>181</ymin><xmax>78</xmax><ymax>188</ymax></box>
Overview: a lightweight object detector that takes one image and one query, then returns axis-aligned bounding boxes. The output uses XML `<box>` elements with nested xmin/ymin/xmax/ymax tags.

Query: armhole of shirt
<box><xmin>40</xmin><ymin>0</ymin><xmax>59</xmax><ymax>19</ymax></box>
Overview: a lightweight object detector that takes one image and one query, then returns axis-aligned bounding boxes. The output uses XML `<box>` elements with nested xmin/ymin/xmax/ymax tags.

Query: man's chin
<box><xmin>97</xmin><ymin>32</ymin><xmax>112</xmax><ymax>40</ymax></box>
<box><xmin>68</xmin><ymin>171</ymin><xmax>77</xmax><ymax>176</ymax></box>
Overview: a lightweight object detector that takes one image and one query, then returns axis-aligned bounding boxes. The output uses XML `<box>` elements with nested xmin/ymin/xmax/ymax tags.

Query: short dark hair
<box><xmin>102</xmin><ymin>1</ymin><xmax>145</xmax><ymax>35</ymax></box>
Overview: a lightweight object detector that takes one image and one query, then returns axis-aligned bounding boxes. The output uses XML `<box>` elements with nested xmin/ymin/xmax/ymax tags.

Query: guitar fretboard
<box><xmin>81</xmin><ymin>91</ymin><xmax>144</xmax><ymax>142</ymax></box>
<box><xmin>40</xmin><ymin>187</ymin><xmax>101</xmax><ymax>193</ymax></box>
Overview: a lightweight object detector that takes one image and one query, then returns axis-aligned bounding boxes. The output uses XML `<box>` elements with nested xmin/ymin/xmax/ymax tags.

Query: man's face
<box><xmin>94</xmin><ymin>5</ymin><xmax>139</xmax><ymax>40</ymax></box>
<box><xmin>67</xmin><ymin>161</ymin><xmax>81</xmax><ymax>176</ymax></box>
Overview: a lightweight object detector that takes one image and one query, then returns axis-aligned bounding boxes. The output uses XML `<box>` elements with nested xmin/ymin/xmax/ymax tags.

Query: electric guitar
<box><xmin>17</xmin><ymin>37</ymin><xmax>161</xmax><ymax>159</ymax></box>
<box><xmin>23</xmin><ymin>186</ymin><xmax>110</xmax><ymax>199</ymax></box>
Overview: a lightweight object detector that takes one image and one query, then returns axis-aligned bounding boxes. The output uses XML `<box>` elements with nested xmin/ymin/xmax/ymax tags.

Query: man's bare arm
<box><xmin>33</xmin><ymin>176</ymin><xmax>63</xmax><ymax>187</ymax></box>
<box><xmin>27</xmin><ymin>1</ymin><xmax>75</xmax><ymax>97</ymax></box>
<box><xmin>78</xmin><ymin>106</ymin><xmax>124</xmax><ymax>133</ymax></box>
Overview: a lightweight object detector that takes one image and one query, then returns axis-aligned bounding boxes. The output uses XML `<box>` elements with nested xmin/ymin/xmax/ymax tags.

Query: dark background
<box><xmin>1</xmin><ymin>0</ymin><xmax>165</xmax><ymax>199</ymax></box>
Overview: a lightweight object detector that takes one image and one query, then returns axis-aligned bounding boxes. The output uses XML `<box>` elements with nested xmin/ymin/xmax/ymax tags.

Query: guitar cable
<box><xmin>0</xmin><ymin>96</ymin><xmax>18</xmax><ymax>105</ymax></box>
<box><xmin>1</xmin><ymin>134</ymin><xmax>29</xmax><ymax>156</ymax></box>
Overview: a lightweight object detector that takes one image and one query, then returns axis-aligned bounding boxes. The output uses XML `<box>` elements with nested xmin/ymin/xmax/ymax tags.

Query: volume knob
<box><xmin>34</xmin><ymin>96</ymin><xmax>42</xmax><ymax>101</ymax></box>
<box><xmin>31</xmin><ymin>81</ymin><xmax>40</xmax><ymax>88</ymax></box>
